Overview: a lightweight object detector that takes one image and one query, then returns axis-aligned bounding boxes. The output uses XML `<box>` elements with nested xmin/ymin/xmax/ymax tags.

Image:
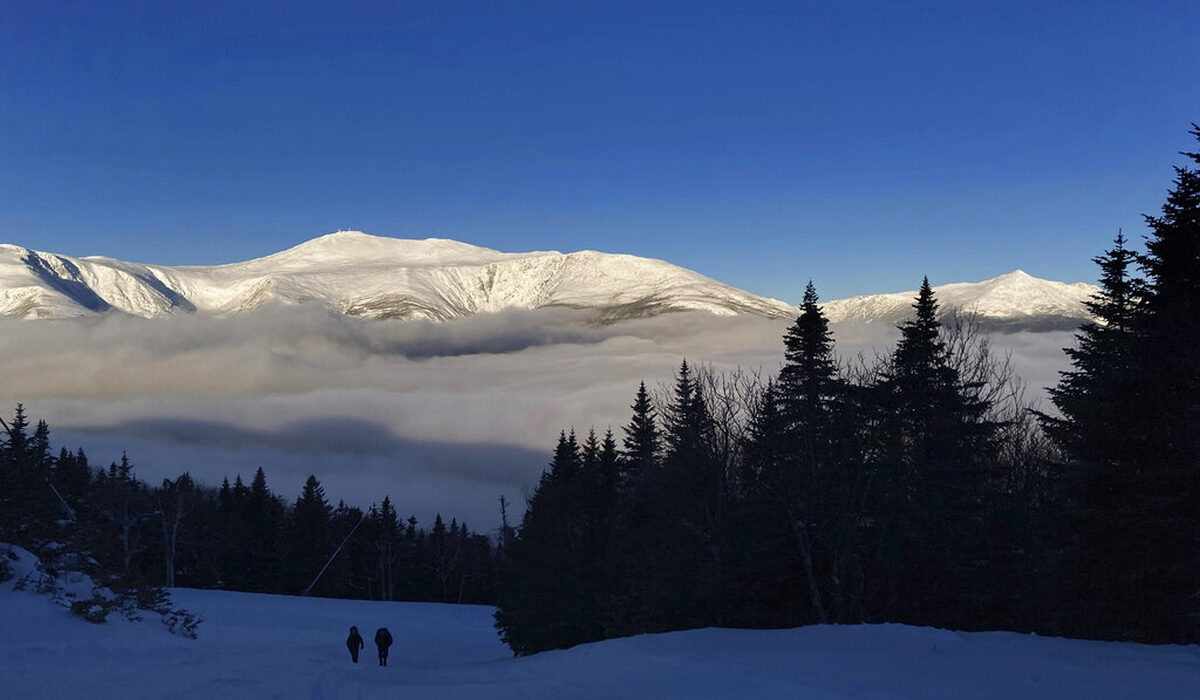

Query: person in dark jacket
<box><xmin>374</xmin><ymin>627</ymin><xmax>393</xmax><ymax>666</ymax></box>
<box><xmin>346</xmin><ymin>625</ymin><xmax>364</xmax><ymax>663</ymax></box>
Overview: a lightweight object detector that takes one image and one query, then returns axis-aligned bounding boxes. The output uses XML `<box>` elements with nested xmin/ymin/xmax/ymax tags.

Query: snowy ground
<box><xmin>3</xmin><ymin>571</ymin><xmax>1199</xmax><ymax>699</ymax></box>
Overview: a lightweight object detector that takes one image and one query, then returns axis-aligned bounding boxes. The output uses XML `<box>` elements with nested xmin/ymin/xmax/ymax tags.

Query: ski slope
<box><xmin>2</xmin><ymin>571</ymin><xmax>1198</xmax><ymax>698</ymax></box>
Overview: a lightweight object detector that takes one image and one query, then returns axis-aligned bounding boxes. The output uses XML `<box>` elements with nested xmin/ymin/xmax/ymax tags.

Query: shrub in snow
<box><xmin>161</xmin><ymin>608</ymin><xmax>202</xmax><ymax>639</ymax></box>
<box><xmin>2</xmin><ymin>541</ymin><xmax>200</xmax><ymax>637</ymax></box>
<box><xmin>70</xmin><ymin>595</ymin><xmax>115</xmax><ymax>624</ymax></box>
<box><xmin>0</xmin><ymin>547</ymin><xmax>14</xmax><ymax>583</ymax></box>
<box><xmin>134</xmin><ymin>585</ymin><xmax>202</xmax><ymax>638</ymax></box>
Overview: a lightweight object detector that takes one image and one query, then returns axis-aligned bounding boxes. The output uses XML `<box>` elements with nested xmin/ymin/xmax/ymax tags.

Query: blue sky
<box><xmin>2</xmin><ymin>1</ymin><xmax>1197</xmax><ymax>301</ymax></box>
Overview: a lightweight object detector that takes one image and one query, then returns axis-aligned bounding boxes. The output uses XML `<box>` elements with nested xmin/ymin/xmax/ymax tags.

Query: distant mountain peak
<box><xmin>264</xmin><ymin>231</ymin><xmax>508</xmax><ymax>266</ymax></box>
<box><xmin>822</xmin><ymin>271</ymin><xmax>1097</xmax><ymax>332</ymax></box>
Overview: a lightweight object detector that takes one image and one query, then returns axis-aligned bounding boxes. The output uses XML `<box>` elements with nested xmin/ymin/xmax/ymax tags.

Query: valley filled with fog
<box><xmin>0</xmin><ymin>306</ymin><xmax>1074</xmax><ymax>527</ymax></box>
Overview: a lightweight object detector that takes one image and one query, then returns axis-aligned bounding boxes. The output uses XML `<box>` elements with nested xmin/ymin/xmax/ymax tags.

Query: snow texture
<box><xmin>821</xmin><ymin>270</ymin><xmax>1098</xmax><ymax>330</ymax></box>
<box><xmin>2</xmin><ymin>544</ymin><xmax>1197</xmax><ymax>699</ymax></box>
<box><xmin>0</xmin><ymin>232</ymin><xmax>793</xmax><ymax>321</ymax></box>
<box><xmin>0</xmin><ymin>232</ymin><xmax>1094</xmax><ymax>327</ymax></box>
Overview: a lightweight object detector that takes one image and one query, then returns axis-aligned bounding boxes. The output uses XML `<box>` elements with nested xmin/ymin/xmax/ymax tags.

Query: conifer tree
<box><xmin>595</xmin><ymin>426</ymin><xmax>621</xmax><ymax>499</ymax></box>
<box><xmin>742</xmin><ymin>381</ymin><xmax>785</xmax><ymax>485</ymax></box>
<box><xmin>620</xmin><ymin>381</ymin><xmax>661</xmax><ymax>490</ymax></box>
<box><xmin>770</xmin><ymin>282</ymin><xmax>860</xmax><ymax>624</ymax></box>
<box><xmin>495</xmin><ymin>431</ymin><xmax>601</xmax><ymax>654</ymax></box>
<box><xmin>373</xmin><ymin>496</ymin><xmax>401</xmax><ymax>600</ymax></box>
<box><xmin>1041</xmin><ymin>128</ymin><xmax>1200</xmax><ymax>642</ymax></box>
<box><xmin>778</xmin><ymin>282</ymin><xmax>840</xmax><ymax>431</ymax></box>
<box><xmin>873</xmin><ymin>278</ymin><xmax>997</xmax><ymax>628</ymax></box>
<box><xmin>290</xmin><ymin>475</ymin><xmax>333</xmax><ymax>594</ymax></box>
<box><xmin>1034</xmin><ymin>233</ymin><xmax>1143</xmax><ymax>636</ymax></box>
<box><xmin>215</xmin><ymin>475</ymin><xmax>251</xmax><ymax>589</ymax></box>
<box><xmin>246</xmin><ymin>468</ymin><xmax>284</xmax><ymax>592</ymax></box>
<box><xmin>52</xmin><ymin>447</ymin><xmax>91</xmax><ymax>509</ymax></box>
<box><xmin>652</xmin><ymin>360</ymin><xmax>727</xmax><ymax>628</ymax></box>
<box><xmin>0</xmin><ymin>405</ymin><xmax>34</xmax><ymax>538</ymax></box>
<box><xmin>1095</xmin><ymin>127</ymin><xmax>1199</xmax><ymax>641</ymax></box>
<box><xmin>1044</xmin><ymin>232</ymin><xmax>1142</xmax><ymax>463</ymax></box>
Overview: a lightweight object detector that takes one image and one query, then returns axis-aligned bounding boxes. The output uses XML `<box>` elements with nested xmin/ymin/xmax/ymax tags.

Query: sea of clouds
<box><xmin>0</xmin><ymin>306</ymin><xmax>1074</xmax><ymax>529</ymax></box>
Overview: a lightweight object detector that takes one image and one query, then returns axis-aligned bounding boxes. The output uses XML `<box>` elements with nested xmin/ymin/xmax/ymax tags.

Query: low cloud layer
<box><xmin>0</xmin><ymin>307</ymin><xmax>1075</xmax><ymax>527</ymax></box>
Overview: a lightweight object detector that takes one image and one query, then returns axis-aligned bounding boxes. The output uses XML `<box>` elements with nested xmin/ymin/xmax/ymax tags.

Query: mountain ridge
<box><xmin>822</xmin><ymin>270</ymin><xmax>1098</xmax><ymax>331</ymax></box>
<box><xmin>0</xmin><ymin>232</ymin><xmax>1097</xmax><ymax>328</ymax></box>
<box><xmin>0</xmin><ymin>232</ymin><xmax>794</xmax><ymax>321</ymax></box>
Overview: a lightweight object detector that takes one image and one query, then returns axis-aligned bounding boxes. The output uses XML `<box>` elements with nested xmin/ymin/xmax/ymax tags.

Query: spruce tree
<box><xmin>620</xmin><ymin>381</ymin><xmax>661</xmax><ymax>490</ymax></box>
<box><xmin>652</xmin><ymin>360</ymin><xmax>726</xmax><ymax>628</ymax></box>
<box><xmin>1040</xmin><ymin>232</ymin><xmax>1144</xmax><ymax>637</ymax></box>
<box><xmin>599</xmin><ymin>429</ymin><xmax>620</xmax><ymax>496</ymax></box>
<box><xmin>52</xmin><ymin>447</ymin><xmax>91</xmax><ymax>510</ymax></box>
<box><xmin>1043</xmin><ymin>128</ymin><xmax>1200</xmax><ymax>642</ymax></box>
<box><xmin>290</xmin><ymin>475</ymin><xmax>332</xmax><ymax>594</ymax></box>
<box><xmin>495</xmin><ymin>431</ymin><xmax>601</xmax><ymax>654</ymax></box>
<box><xmin>373</xmin><ymin>496</ymin><xmax>400</xmax><ymax>600</ymax></box>
<box><xmin>215</xmin><ymin>475</ymin><xmax>251</xmax><ymax>590</ymax></box>
<box><xmin>246</xmin><ymin>468</ymin><xmax>284</xmax><ymax>592</ymax></box>
<box><xmin>778</xmin><ymin>282</ymin><xmax>839</xmax><ymax>431</ymax></box>
<box><xmin>1109</xmin><ymin>126</ymin><xmax>1199</xmax><ymax>641</ymax></box>
<box><xmin>771</xmin><ymin>282</ymin><xmax>861</xmax><ymax>624</ymax></box>
<box><xmin>874</xmin><ymin>278</ymin><xmax>997</xmax><ymax>628</ymax></box>
<box><xmin>0</xmin><ymin>405</ymin><xmax>31</xmax><ymax>539</ymax></box>
<box><xmin>1045</xmin><ymin>232</ymin><xmax>1142</xmax><ymax>462</ymax></box>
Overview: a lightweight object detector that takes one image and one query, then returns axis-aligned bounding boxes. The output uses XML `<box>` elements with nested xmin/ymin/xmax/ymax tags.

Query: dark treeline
<box><xmin>495</xmin><ymin>125</ymin><xmax>1200</xmax><ymax>655</ymax></box>
<box><xmin>0</xmin><ymin>417</ymin><xmax>496</xmax><ymax>606</ymax></box>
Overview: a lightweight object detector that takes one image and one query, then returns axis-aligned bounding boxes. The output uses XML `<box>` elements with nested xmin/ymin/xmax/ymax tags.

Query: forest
<box><xmin>0</xmin><ymin>418</ymin><xmax>499</xmax><ymax>617</ymax></box>
<box><xmin>2</xmin><ymin>126</ymin><xmax>1198</xmax><ymax>653</ymax></box>
<box><xmin>493</xmin><ymin>126</ymin><xmax>1200</xmax><ymax>653</ymax></box>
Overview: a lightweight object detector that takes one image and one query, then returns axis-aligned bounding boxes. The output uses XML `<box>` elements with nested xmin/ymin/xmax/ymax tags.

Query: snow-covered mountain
<box><xmin>0</xmin><ymin>231</ymin><xmax>1096</xmax><ymax>329</ymax></box>
<box><xmin>0</xmin><ymin>231</ymin><xmax>793</xmax><ymax>321</ymax></box>
<box><xmin>822</xmin><ymin>271</ymin><xmax>1098</xmax><ymax>331</ymax></box>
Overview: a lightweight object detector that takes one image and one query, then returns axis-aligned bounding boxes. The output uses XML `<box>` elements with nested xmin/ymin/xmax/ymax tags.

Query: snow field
<box><xmin>3</xmin><ymin>574</ymin><xmax>1200</xmax><ymax>699</ymax></box>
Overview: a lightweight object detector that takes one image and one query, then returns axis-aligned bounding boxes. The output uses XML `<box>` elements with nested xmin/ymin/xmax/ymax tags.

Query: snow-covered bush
<box><xmin>2</xmin><ymin>542</ymin><xmax>200</xmax><ymax>636</ymax></box>
<box><xmin>70</xmin><ymin>595</ymin><xmax>115</xmax><ymax>624</ymax></box>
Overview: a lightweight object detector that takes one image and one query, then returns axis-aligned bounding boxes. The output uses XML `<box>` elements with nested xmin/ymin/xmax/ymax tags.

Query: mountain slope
<box><xmin>822</xmin><ymin>271</ymin><xmax>1098</xmax><ymax>331</ymax></box>
<box><xmin>0</xmin><ymin>232</ymin><xmax>1097</xmax><ymax>328</ymax></box>
<box><xmin>0</xmin><ymin>232</ymin><xmax>794</xmax><ymax>321</ymax></box>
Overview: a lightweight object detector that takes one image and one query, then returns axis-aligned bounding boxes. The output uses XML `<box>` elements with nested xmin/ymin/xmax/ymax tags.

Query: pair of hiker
<box><xmin>346</xmin><ymin>625</ymin><xmax>393</xmax><ymax>666</ymax></box>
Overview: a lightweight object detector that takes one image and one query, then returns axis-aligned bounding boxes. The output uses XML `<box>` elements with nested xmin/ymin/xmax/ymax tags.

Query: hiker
<box><xmin>375</xmin><ymin>627</ymin><xmax>393</xmax><ymax>666</ymax></box>
<box><xmin>346</xmin><ymin>626</ymin><xmax>364</xmax><ymax>663</ymax></box>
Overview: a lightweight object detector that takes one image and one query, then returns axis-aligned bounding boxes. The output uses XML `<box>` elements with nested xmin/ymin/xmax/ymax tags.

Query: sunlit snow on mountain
<box><xmin>0</xmin><ymin>231</ymin><xmax>792</xmax><ymax>322</ymax></box>
<box><xmin>822</xmin><ymin>270</ymin><xmax>1098</xmax><ymax>331</ymax></box>
<box><xmin>1</xmin><ymin>231</ymin><xmax>1096</xmax><ymax>330</ymax></box>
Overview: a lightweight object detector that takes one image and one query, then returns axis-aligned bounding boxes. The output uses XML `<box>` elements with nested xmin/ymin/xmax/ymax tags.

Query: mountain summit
<box><xmin>821</xmin><ymin>270</ymin><xmax>1098</xmax><ymax>331</ymax></box>
<box><xmin>0</xmin><ymin>232</ymin><xmax>1096</xmax><ymax>328</ymax></box>
<box><xmin>0</xmin><ymin>232</ymin><xmax>793</xmax><ymax>321</ymax></box>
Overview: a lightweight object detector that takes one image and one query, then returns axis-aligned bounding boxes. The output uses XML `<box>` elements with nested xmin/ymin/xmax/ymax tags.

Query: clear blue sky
<box><xmin>2</xmin><ymin>0</ymin><xmax>1197</xmax><ymax>301</ymax></box>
